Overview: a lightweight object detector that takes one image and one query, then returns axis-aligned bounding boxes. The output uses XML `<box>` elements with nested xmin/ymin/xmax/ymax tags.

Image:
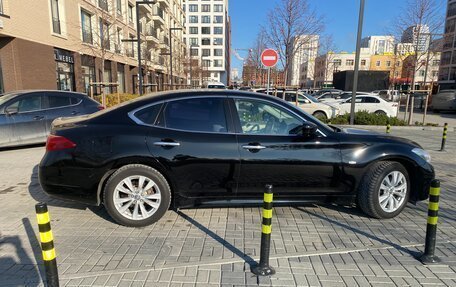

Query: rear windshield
<box><xmin>207</xmin><ymin>85</ymin><xmax>226</xmax><ymax>89</ymax></box>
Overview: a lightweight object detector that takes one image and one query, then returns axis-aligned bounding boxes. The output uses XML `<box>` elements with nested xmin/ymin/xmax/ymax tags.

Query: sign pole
<box><xmin>267</xmin><ymin>68</ymin><xmax>271</xmax><ymax>95</ymax></box>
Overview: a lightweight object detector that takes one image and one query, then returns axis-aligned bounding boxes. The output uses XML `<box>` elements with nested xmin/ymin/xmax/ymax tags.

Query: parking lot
<box><xmin>0</xmin><ymin>128</ymin><xmax>456</xmax><ymax>287</ymax></box>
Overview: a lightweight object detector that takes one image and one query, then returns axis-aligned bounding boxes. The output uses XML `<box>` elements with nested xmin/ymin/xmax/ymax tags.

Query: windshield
<box><xmin>0</xmin><ymin>93</ymin><xmax>18</xmax><ymax>106</ymax></box>
<box><xmin>339</xmin><ymin>93</ymin><xmax>352</xmax><ymax>99</ymax></box>
<box><xmin>305</xmin><ymin>94</ymin><xmax>319</xmax><ymax>103</ymax></box>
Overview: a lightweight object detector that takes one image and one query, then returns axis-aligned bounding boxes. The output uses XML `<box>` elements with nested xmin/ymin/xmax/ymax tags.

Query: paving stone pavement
<box><xmin>0</xmin><ymin>129</ymin><xmax>455</xmax><ymax>287</ymax></box>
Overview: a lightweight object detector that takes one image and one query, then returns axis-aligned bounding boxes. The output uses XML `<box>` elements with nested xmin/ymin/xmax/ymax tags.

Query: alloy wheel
<box><xmin>378</xmin><ymin>171</ymin><xmax>407</xmax><ymax>213</ymax></box>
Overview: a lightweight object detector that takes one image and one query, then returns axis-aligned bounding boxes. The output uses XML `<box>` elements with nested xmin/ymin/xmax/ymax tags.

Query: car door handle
<box><xmin>154</xmin><ymin>141</ymin><xmax>181</xmax><ymax>147</ymax></box>
<box><xmin>242</xmin><ymin>144</ymin><xmax>266</xmax><ymax>150</ymax></box>
<box><xmin>33</xmin><ymin>116</ymin><xmax>44</xmax><ymax>121</ymax></box>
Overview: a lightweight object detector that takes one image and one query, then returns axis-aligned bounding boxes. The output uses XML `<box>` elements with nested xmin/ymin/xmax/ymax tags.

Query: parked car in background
<box><xmin>337</xmin><ymin>95</ymin><xmax>399</xmax><ymax>117</ymax></box>
<box><xmin>312</xmin><ymin>89</ymin><xmax>342</xmax><ymax>97</ymax></box>
<box><xmin>372</xmin><ymin>90</ymin><xmax>401</xmax><ymax>102</ymax></box>
<box><xmin>321</xmin><ymin>91</ymin><xmax>372</xmax><ymax>104</ymax></box>
<box><xmin>0</xmin><ymin>90</ymin><xmax>102</xmax><ymax>148</ymax></box>
<box><xmin>265</xmin><ymin>90</ymin><xmax>339</xmax><ymax>119</ymax></box>
<box><xmin>431</xmin><ymin>90</ymin><xmax>456</xmax><ymax>112</ymax></box>
<box><xmin>202</xmin><ymin>81</ymin><xmax>226</xmax><ymax>89</ymax></box>
<box><xmin>39</xmin><ymin>90</ymin><xmax>434</xmax><ymax>227</ymax></box>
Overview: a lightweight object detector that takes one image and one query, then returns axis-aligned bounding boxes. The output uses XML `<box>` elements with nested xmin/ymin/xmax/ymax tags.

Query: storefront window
<box><xmin>54</xmin><ymin>49</ymin><xmax>75</xmax><ymax>91</ymax></box>
<box><xmin>103</xmin><ymin>62</ymin><xmax>112</xmax><ymax>94</ymax></box>
<box><xmin>117</xmin><ymin>64</ymin><xmax>125</xmax><ymax>93</ymax></box>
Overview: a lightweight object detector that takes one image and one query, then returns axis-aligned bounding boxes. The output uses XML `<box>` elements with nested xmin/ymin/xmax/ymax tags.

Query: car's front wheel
<box><xmin>357</xmin><ymin>161</ymin><xmax>410</xmax><ymax>219</ymax></box>
<box><xmin>103</xmin><ymin>164</ymin><xmax>171</xmax><ymax>227</ymax></box>
<box><xmin>313</xmin><ymin>111</ymin><xmax>327</xmax><ymax>120</ymax></box>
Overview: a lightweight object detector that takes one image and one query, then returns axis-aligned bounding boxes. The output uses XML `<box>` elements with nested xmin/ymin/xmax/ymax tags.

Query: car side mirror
<box><xmin>290</xmin><ymin>122</ymin><xmax>318</xmax><ymax>137</ymax></box>
<box><xmin>5</xmin><ymin>106</ymin><xmax>18</xmax><ymax>116</ymax></box>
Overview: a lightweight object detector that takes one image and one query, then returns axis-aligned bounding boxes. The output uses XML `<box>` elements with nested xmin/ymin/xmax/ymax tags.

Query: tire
<box><xmin>357</xmin><ymin>161</ymin><xmax>410</xmax><ymax>219</ymax></box>
<box><xmin>313</xmin><ymin>111</ymin><xmax>327</xmax><ymax>120</ymax></box>
<box><xmin>103</xmin><ymin>164</ymin><xmax>171</xmax><ymax>227</ymax></box>
<box><xmin>374</xmin><ymin>110</ymin><xmax>387</xmax><ymax>115</ymax></box>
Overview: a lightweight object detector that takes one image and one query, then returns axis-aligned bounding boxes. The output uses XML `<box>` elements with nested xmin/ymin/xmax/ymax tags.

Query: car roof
<box><xmin>2</xmin><ymin>90</ymin><xmax>86</xmax><ymax>96</ymax></box>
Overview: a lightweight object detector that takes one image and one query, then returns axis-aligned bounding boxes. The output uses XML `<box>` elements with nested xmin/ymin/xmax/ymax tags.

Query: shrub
<box><xmin>93</xmin><ymin>93</ymin><xmax>140</xmax><ymax>108</ymax></box>
<box><xmin>325</xmin><ymin>111</ymin><xmax>407</xmax><ymax>126</ymax></box>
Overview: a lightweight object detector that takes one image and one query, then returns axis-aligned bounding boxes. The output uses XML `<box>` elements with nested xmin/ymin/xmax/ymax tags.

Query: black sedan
<box><xmin>0</xmin><ymin>90</ymin><xmax>102</xmax><ymax>148</ymax></box>
<box><xmin>39</xmin><ymin>90</ymin><xmax>434</xmax><ymax>227</ymax></box>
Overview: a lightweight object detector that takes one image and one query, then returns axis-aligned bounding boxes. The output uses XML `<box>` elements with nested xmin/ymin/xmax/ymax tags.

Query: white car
<box><xmin>273</xmin><ymin>91</ymin><xmax>339</xmax><ymax>119</ymax></box>
<box><xmin>337</xmin><ymin>95</ymin><xmax>399</xmax><ymax>117</ymax></box>
<box><xmin>321</xmin><ymin>91</ymin><xmax>372</xmax><ymax>104</ymax></box>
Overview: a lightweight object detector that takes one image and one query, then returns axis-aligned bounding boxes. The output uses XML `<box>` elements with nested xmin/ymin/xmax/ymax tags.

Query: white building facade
<box><xmin>361</xmin><ymin>36</ymin><xmax>395</xmax><ymax>55</ymax></box>
<box><xmin>185</xmin><ymin>0</ymin><xmax>230</xmax><ymax>85</ymax></box>
<box><xmin>439</xmin><ymin>0</ymin><xmax>456</xmax><ymax>89</ymax></box>
<box><xmin>401</xmin><ymin>25</ymin><xmax>431</xmax><ymax>52</ymax></box>
<box><xmin>287</xmin><ymin>35</ymin><xmax>319</xmax><ymax>87</ymax></box>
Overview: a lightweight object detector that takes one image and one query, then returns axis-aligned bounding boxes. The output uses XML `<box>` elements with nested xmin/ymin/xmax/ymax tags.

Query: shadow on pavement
<box><xmin>175</xmin><ymin>209</ymin><xmax>256</xmax><ymax>267</ymax></box>
<box><xmin>0</xmin><ymin>219</ymin><xmax>44</xmax><ymax>286</ymax></box>
<box><xmin>0</xmin><ymin>143</ymin><xmax>45</xmax><ymax>153</ymax></box>
<box><xmin>293</xmin><ymin>206</ymin><xmax>422</xmax><ymax>258</ymax></box>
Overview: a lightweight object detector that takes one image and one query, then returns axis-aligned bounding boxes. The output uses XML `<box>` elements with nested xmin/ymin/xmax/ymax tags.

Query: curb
<box><xmin>337</xmin><ymin>125</ymin><xmax>455</xmax><ymax>132</ymax></box>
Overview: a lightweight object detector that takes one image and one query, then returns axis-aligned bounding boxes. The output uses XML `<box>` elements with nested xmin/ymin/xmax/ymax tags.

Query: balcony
<box><xmin>114</xmin><ymin>43</ymin><xmax>122</xmax><ymax>54</ymax></box>
<box><xmin>155</xmin><ymin>55</ymin><xmax>165</xmax><ymax>71</ymax></box>
<box><xmin>126</xmin><ymin>49</ymin><xmax>135</xmax><ymax>58</ymax></box>
<box><xmin>157</xmin><ymin>0</ymin><xmax>170</xmax><ymax>8</ymax></box>
<box><xmin>146</xmin><ymin>27</ymin><xmax>159</xmax><ymax>43</ymax></box>
<box><xmin>98</xmin><ymin>0</ymin><xmax>108</xmax><ymax>11</ymax></box>
<box><xmin>153</xmin><ymin>7</ymin><xmax>165</xmax><ymax>25</ymax></box>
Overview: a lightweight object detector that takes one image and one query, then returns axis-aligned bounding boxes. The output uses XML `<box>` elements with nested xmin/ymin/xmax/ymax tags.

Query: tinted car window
<box><xmin>364</xmin><ymin>97</ymin><xmax>380</xmax><ymax>103</ymax></box>
<box><xmin>163</xmin><ymin>98</ymin><xmax>227</xmax><ymax>132</ymax></box>
<box><xmin>134</xmin><ymin>104</ymin><xmax>163</xmax><ymax>125</ymax></box>
<box><xmin>70</xmin><ymin>97</ymin><xmax>82</xmax><ymax>105</ymax></box>
<box><xmin>8</xmin><ymin>95</ymin><xmax>42</xmax><ymax>112</ymax></box>
<box><xmin>49</xmin><ymin>96</ymin><xmax>71</xmax><ymax>108</ymax></box>
<box><xmin>234</xmin><ymin>99</ymin><xmax>302</xmax><ymax>135</ymax></box>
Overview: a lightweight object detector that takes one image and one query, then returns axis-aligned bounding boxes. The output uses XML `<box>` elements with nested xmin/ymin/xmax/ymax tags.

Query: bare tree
<box><xmin>392</xmin><ymin>0</ymin><xmax>444</xmax><ymax>90</ymax></box>
<box><xmin>314</xmin><ymin>35</ymin><xmax>338</xmax><ymax>88</ymax></box>
<box><xmin>263</xmin><ymin>0</ymin><xmax>324</xmax><ymax>85</ymax></box>
<box><xmin>251</xmin><ymin>30</ymin><xmax>268</xmax><ymax>86</ymax></box>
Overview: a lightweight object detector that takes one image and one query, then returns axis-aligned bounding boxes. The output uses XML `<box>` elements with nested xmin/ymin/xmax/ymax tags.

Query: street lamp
<box><xmin>161</xmin><ymin>27</ymin><xmax>183</xmax><ymax>90</ymax></box>
<box><xmin>189</xmin><ymin>44</ymin><xmax>199</xmax><ymax>88</ymax></box>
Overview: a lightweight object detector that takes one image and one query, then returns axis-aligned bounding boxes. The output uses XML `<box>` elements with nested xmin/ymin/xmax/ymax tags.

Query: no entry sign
<box><xmin>261</xmin><ymin>49</ymin><xmax>279</xmax><ymax>68</ymax></box>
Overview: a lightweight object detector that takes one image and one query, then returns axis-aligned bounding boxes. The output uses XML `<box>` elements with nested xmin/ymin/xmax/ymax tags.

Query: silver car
<box><xmin>432</xmin><ymin>90</ymin><xmax>456</xmax><ymax>112</ymax></box>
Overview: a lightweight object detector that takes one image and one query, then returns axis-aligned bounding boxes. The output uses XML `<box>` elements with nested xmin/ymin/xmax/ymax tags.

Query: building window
<box><xmin>117</xmin><ymin>64</ymin><xmax>125</xmax><ymax>93</ymax></box>
<box><xmin>128</xmin><ymin>4</ymin><xmax>134</xmax><ymax>23</ymax></box>
<box><xmin>203</xmin><ymin>60</ymin><xmax>211</xmax><ymax>68</ymax></box>
<box><xmin>214</xmin><ymin>4</ymin><xmax>223</xmax><ymax>12</ymax></box>
<box><xmin>189</xmin><ymin>4</ymin><xmax>198</xmax><ymax>12</ymax></box>
<box><xmin>214</xmin><ymin>38</ymin><xmax>223</xmax><ymax>45</ymax></box>
<box><xmin>202</xmin><ymin>49</ymin><xmax>210</xmax><ymax>56</ymax></box>
<box><xmin>214</xmin><ymin>16</ymin><xmax>223</xmax><ymax>24</ymax></box>
<box><xmin>346</xmin><ymin>59</ymin><xmax>354</xmax><ymax>66</ymax></box>
<box><xmin>0</xmin><ymin>0</ymin><xmax>4</xmax><ymax>15</ymax></box>
<box><xmin>50</xmin><ymin>0</ymin><xmax>61</xmax><ymax>34</ymax></box>
<box><xmin>116</xmin><ymin>0</ymin><xmax>122</xmax><ymax>15</ymax></box>
<box><xmin>190</xmin><ymin>38</ymin><xmax>198</xmax><ymax>46</ymax></box>
<box><xmin>202</xmin><ymin>38</ymin><xmax>210</xmax><ymax>45</ymax></box>
<box><xmin>360</xmin><ymin>59</ymin><xmax>366</xmax><ymax>66</ymax></box>
<box><xmin>386</xmin><ymin>61</ymin><xmax>391</xmax><ymax>67</ymax></box>
<box><xmin>190</xmin><ymin>49</ymin><xmax>198</xmax><ymax>56</ymax></box>
<box><xmin>202</xmin><ymin>16</ymin><xmax>210</xmax><ymax>23</ymax></box>
<box><xmin>432</xmin><ymin>60</ymin><xmax>440</xmax><ymax>66</ymax></box>
<box><xmin>81</xmin><ymin>10</ymin><xmax>93</xmax><ymax>44</ymax></box>
<box><xmin>396</xmin><ymin>60</ymin><xmax>401</xmax><ymax>67</ymax></box>
<box><xmin>116</xmin><ymin>28</ymin><xmax>122</xmax><ymax>53</ymax></box>
<box><xmin>214</xmin><ymin>60</ymin><xmax>222</xmax><ymax>67</ymax></box>
<box><xmin>202</xmin><ymin>4</ymin><xmax>210</xmax><ymax>12</ymax></box>
<box><xmin>189</xmin><ymin>27</ymin><xmax>198</xmax><ymax>34</ymax></box>
<box><xmin>214</xmin><ymin>49</ymin><xmax>223</xmax><ymax>56</ymax></box>
<box><xmin>104</xmin><ymin>63</ymin><xmax>112</xmax><ymax>94</ymax></box>
<box><xmin>214</xmin><ymin>27</ymin><xmax>223</xmax><ymax>34</ymax></box>
<box><xmin>98</xmin><ymin>0</ymin><xmax>108</xmax><ymax>11</ymax></box>
<box><xmin>376</xmin><ymin>60</ymin><xmax>381</xmax><ymax>67</ymax></box>
<box><xmin>189</xmin><ymin>16</ymin><xmax>198</xmax><ymax>23</ymax></box>
<box><xmin>202</xmin><ymin>27</ymin><xmax>210</xmax><ymax>34</ymax></box>
<box><xmin>99</xmin><ymin>19</ymin><xmax>111</xmax><ymax>51</ymax></box>
<box><xmin>333</xmin><ymin>59</ymin><xmax>342</xmax><ymax>65</ymax></box>
<box><xmin>419</xmin><ymin>70</ymin><xmax>425</xmax><ymax>77</ymax></box>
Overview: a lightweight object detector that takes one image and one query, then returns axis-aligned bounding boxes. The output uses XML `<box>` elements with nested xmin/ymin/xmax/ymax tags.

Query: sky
<box><xmin>229</xmin><ymin>0</ymin><xmax>446</xmax><ymax>74</ymax></box>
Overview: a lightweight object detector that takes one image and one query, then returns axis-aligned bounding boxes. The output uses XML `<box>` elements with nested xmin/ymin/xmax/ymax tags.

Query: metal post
<box><xmin>266</xmin><ymin>68</ymin><xmax>271</xmax><ymax>95</ymax></box>
<box><xmin>136</xmin><ymin>3</ymin><xmax>143</xmax><ymax>96</ymax></box>
<box><xmin>189</xmin><ymin>56</ymin><xmax>192</xmax><ymax>89</ymax></box>
<box><xmin>420</xmin><ymin>180</ymin><xmax>441</xmax><ymax>264</ymax></box>
<box><xmin>408</xmin><ymin>96</ymin><xmax>415</xmax><ymax>125</ymax></box>
<box><xmin>404</xmin><ymin>94</ymin><xmax>410</xmax><ymax>121</ymax></box>
<box><xmin>169</xmin><ymin>27</ymin><xmax>173</xmax><ymax>90</ymax></box>
<box><xmin>349</xmin><ymin>0</ymin><xmax>365</xmax><ymax>125</ymax></box>
<box><xmin>422</xmin><ymin>93</ymin><xmax>429</xmax><ymax>125</ymax></box>
<box><xmin>251</xmin><ymin>185</ymin><xmax>275</xmax><ymax>276</ymax></box>
<box><xmin>440</xmin><ymin>123</ymin><xmax>448</xmax><ymax>151</ymax></box>
<box><xmin>35</xmin><ymin>203</ymin><xmax>59</xmax><ymax>287</ymax></box>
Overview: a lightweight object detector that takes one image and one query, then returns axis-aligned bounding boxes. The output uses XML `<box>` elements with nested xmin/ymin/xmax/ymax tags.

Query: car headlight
<box><xmin>412</xmin><ymin>148</ymin><xmax>431</xmax><ymax>163</ymax></box>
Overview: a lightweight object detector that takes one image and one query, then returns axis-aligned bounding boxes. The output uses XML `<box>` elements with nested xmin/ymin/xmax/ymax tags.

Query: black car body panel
<box><xmin>39</xmin><ymin>90</ymin><xmax>434</xmax><ymax>209</ymax></box>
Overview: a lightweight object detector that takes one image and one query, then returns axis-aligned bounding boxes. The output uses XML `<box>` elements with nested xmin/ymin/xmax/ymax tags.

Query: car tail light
<box><xmin>97</xmin><ymin>105</ymin><xmax>105</xmax><ymax>110</ymax></box>
<box><xmin>46</xmin><ymin>135</ymin><xmax>76</xmax><ymax>151</ymax></box>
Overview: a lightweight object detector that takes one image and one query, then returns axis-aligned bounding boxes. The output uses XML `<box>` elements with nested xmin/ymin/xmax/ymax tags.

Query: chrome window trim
<box><xmin>127</xmin><ymin>94</ymin><xmax>327</xmax><ymax>137</ymax></box>
<box><xmin>3</xmin><ymin>94</ymin><xmax>83</xmax><ymax>114</ymax></box>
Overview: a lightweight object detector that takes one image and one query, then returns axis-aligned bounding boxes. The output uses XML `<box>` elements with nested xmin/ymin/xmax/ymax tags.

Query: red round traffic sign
<box><xmin>261</xmin><ymin>49</ymin><xmax>279</xmax><ymax>68</ymax></box>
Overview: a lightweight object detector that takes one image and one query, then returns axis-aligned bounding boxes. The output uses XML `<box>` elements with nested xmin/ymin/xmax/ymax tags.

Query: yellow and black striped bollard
<box><xmin>36</xmin><ymin>203</ymin><xmax>59</xmax><ymax>287</ymax></box>
<box><xmin>440</xmin><ymin>123</ymin><xmax>448</xmax><ymax>151</ymax></box>
<box><xmin>251</xmin><ymin>185</ymin><xmax>276</xmax><ymax>276</ymax></box>
<box><xmin>386</xmin><ymin>124</ymin><xmax>391</xmax><ymax>134</ymax></box>
<box><xmin>419</xmin><ymin>180</ymin><xmax>441</xmax><ymax>264</ymax></box>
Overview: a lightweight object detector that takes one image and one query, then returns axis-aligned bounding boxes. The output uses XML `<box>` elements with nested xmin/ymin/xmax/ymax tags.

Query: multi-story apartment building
<box><xmin>401</xmin><ymin>25</ymin><xmax>431</xmax><ymax>52</ymax></box>
<box><xmin>185</xmin><ymin>0</ymin><xmax>230</xmax><ymax>86</ymax></box>
<box><xmin>314</xmin><ymin>49</ymin><xmax>371</xmax><ymax>88</ymax></box>
<box><xmin>286</xmin><ymin>35</ymin><xmax>319</xmax><ymax>87</ymax></box>
<box><xmin>402</xmin><ymin>52</ymin><xmax>441</xmax><ymax>86</ymax></box>
<box><xmin>361</xmin><ymin>36</ymin><xmax>395</xmax><ymax>55</ymax></box>
<box><xmin>0</xmin><ymin>0</ymin><xmax>186</xmax><ymax>94</ymax></box>
<box><xmin>369</xmin><ymin>54</ymin><xmax>404</xmax><ymax>82</ymax></box>
<box><xmin>439</xmin><ymin>0</ymin><xmax>456</xmax><ymax>89</ymax></box>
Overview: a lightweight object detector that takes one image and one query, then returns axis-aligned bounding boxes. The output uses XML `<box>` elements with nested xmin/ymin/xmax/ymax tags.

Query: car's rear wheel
<box><xmin>313</xmin><ymin>111</ymin><xmax>327</xmax><ymax>120</ymax></box>
<box><xmin>357</xmin><ymin>161</ymin><xmax>410</xmax><ymax>219</ymax></box>
<box><xmin>374</xmin><ymin>110</ymin><xmax>387</xmax><ymax>115</ymax></box>
<box><xmin>103</xmin><ymin>164</ymin><xmax>171</xmax><ymax>227</ymax></box>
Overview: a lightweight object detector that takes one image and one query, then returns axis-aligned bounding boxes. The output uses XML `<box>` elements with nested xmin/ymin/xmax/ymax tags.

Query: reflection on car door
<box><xmin>0</xmin><ymin>112</ymin><xmax>14</xmax><ymax>147</ymax></box>
<box><xmin>7</xmin><ymin>93</ymin><xmax>47</xmax><ymax>145</ymax></box>
<box><xmin>144</xmin><ymin>97</ymin><xmax>240</xmax><ymax>203</ymax></box>
<box><xmin>44</xmin><ymin>92</ymin><xmax>82</xmax><ymax>132</ymax></box>
<box><xmin>231</xmin><ymin>98</ymin><xmax>344</xmax><ymax>197</ymax></box>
